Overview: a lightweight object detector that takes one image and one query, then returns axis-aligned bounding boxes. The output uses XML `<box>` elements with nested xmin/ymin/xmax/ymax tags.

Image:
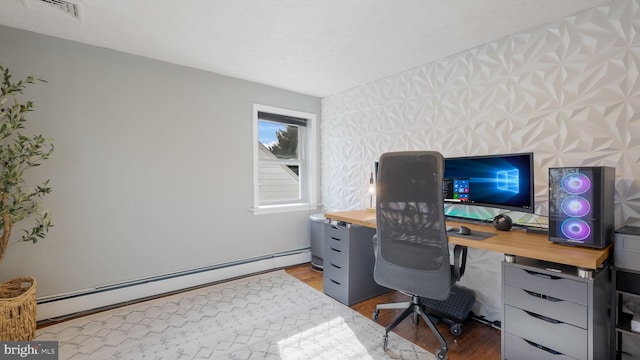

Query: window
<box><xmin>253</xmin><ymin>104</ymin><xmax>317</xmax><ymax>214</ymax></box>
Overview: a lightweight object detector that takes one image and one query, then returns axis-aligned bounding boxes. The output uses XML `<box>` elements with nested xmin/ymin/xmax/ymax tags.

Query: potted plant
<box><xmin>0</xmin><ymin>64</ymin><xmax>54</xmax><ymax>340</ymax></box>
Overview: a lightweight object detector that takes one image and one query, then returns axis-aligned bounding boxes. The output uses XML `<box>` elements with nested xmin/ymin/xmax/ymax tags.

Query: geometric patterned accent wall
<box><xmin>321</xmin><ymin>0</ymin><xmax>640</xmax><ymax>227</ymax></box>
<box><xmin>320</xmin><ymin>0</ymin><xmax>640</xmax><ymax>321</ymax></box>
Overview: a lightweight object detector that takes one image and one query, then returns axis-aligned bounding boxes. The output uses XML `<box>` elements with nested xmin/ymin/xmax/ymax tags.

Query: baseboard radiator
<box><xmin>37</xmin><ymin>249</ymin><xmax>311</xmax><ymax>322</ymax></box>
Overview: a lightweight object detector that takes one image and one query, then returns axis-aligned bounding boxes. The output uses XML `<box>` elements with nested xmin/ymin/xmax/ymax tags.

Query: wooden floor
<box><xmin>286</xmin><ymin>263</ymin><xmax>502</xmax><ymax>360</ymax></box>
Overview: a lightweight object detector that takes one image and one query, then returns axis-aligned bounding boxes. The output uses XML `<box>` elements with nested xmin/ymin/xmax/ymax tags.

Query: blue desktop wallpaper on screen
<box><xmin>444</xmin><ymin>155</ymin><xmax>532</xmax><ymax>209</ymax></box>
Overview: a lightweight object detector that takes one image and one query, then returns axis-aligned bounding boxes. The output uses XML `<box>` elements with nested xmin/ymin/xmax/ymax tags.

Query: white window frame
<box><xmin>252</xmin><ymin>104</ymin><xmax>318</xmax><ymax>215</ymax></box>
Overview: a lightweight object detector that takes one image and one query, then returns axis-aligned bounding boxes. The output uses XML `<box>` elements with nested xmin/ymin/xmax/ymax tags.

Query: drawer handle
<box><xmin>330</xmin><ymin>263</ymin><xmax>341</xmax><ymax>269</ymax></box>
<box><xmin>524</xmin><ymin>310</ymin><xmax>562</xmax><ymax>324</ymax></box>
<box><xmin>522</xmin><ymin>338</ymin><xmax>564</xmax><ymax>355</ymax></box>
<box><xmin>523</xmin><ymin>289</ymin><xmax>561</xmax><ymax>302</ymax></box>
<box><xmin>330</xmin><ymin>236</ymin><xmax>342</xmax><ymax>242</ymax></box>
<box><xmin>330</xmin><ymin>279</ymin><xmax>341</xmax><ymax>285</ymax></box>
<box><xmin>330</xmin><ymin>247</ymin><xmax>341</xmax><ymax>253</ymax></box>
<box><xmin>330</xmin><ymin>221</ymin><xmax>348</xmax><ymax>230</ymax></box>
<box><xmin>524</xmin><ymin>269</ymin><xmax>561</xmax><ymax>280</ymax></box>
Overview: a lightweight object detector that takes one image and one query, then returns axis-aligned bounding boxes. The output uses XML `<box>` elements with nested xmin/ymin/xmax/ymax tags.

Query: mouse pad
<box><xmin>447</xmin><ymin>229</ymin><xmax>497</xmax><ymax>241</ymax></box>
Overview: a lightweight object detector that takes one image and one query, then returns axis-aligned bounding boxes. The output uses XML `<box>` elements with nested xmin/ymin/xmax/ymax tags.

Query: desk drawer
<box><xmin>323</xmin><ymin>259</ymin><xmax>348</xmax><ymax>284</ymax></box>
<box><xmin>326</xmin><ymin>222</ymin><xmax>349</xmax><ymax>240</ymax></box>
<box><xmin>324</xmin><ymin>251</ymin><xmax>348</xmax><ymax>274</ymax></box>
<box><xmin>325</xmin><ymin>232</ymin><xmax>348</xmax><ymax>254</ymax></box>
<box><xmin>323</xmin><ymin>274</ymin><xmax>348</xmax><ymax>305</ymax></box>
<box><xmin>504</xmin><ymin>305</ymin><xmax>587</xmax><ymax>360</ymax></box>
<box><xmin>324</xmin><ymin>237</ymin><xmax>348</xmax><ymax>268</ymax></box>
<box><xmin>323</xmin><ymin>256</ymin><xmax>348</xmax><ymax>304</ymax></box>
<box><xmin>503</xmin><ymin>285</ymin><xmax>587</xmax><ymax>328</ymax></box>
<box><xmin>504</xmin><ymin>264</ymin><xmax>588</xmax><ymax>306</ymax></box>
<box><xmin>504</xmin><ymin>332</ymin><xmax>577</xmax><ymax>360</ymax></box>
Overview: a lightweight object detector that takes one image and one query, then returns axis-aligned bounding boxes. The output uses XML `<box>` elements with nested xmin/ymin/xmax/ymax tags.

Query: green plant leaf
<box><xmin>0</xmin><ymin>64</ymin><xmax>53</xmax><ymax>262</ymax></box>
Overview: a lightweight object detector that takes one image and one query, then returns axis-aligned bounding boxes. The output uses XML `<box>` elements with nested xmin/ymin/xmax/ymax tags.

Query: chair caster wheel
<box><xmin>383</xmin><ymin>333</ymin><xmax>389</xmax><ymax>351</ymax></box>
<box><xmin>435</xmin><ymin>348</ymin><xmax>448</xmax><ymax>359</ymax></box>
<box><xmin>372</xmin><ymin>309</ymin><xmax>379</xmax><ymax>321</ymax></box>
<box><xmin>450</xmin><ymin>323</ymin><xmax>462</xmax><ymax>336</ymax></box>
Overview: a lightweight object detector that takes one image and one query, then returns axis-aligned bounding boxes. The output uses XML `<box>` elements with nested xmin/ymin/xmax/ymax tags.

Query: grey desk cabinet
<box><xmin>323</xmin><ymin>221</ymin><xmax>388</xmax><ymax>305</ymax></box>
<box><xmin>614</xmin><ymin>268</ymin><xmax>640</xmax><ymax>359</ymax></box>
<box><xmin>502</xmin><ymin>258</ymin><xmax>611</xmax><ymax>360</ymax></box>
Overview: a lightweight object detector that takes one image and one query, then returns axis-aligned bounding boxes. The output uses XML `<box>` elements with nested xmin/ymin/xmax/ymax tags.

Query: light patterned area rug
<box><xmin>36</xmin><ymin>270</ymin><xmax>434</xmax><ymax>359</ymax></box>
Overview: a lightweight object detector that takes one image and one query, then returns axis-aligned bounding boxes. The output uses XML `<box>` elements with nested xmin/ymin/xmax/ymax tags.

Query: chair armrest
<box><xmin>452</xmin><ymin>245</ymin><xmax>468</xmax><ymax>281</ymax></box>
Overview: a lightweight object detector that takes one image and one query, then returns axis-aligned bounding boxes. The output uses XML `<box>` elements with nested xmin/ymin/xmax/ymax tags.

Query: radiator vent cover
<box><xmin>37</xmin><ymin>0</ymin><xmax>80</xmax><ymax>18</ymax></box>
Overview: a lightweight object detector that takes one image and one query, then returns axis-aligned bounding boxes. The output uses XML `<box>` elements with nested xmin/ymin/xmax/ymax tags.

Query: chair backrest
<box><xmin>373</xmin><ymin>151</ymin><xmax>452</xmax><ymax>301</ymax></box>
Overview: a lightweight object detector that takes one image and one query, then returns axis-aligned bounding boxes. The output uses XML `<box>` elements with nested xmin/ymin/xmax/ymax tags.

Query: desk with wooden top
<box><xmin>323</xmin><ymin>210</ymin><xmax>614</xmax><ymax>360</ymax></box>
<box><xmin>324</xmin><ymin>209</ymin><xmax>611</xmax><ymax>271</ymax></box>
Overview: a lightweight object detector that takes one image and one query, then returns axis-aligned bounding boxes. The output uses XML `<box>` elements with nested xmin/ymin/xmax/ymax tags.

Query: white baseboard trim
<box><xmin>37</xmin><ymin>250</ymin><xmax>311</xmax><ymax>322</ymax></box>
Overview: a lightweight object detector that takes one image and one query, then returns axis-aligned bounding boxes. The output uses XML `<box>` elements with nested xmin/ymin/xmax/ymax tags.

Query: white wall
<box><xmin>0</xmin><ymin>25</ymin><xmax>321</xmax><ymax>299</ymax></box>
<box><xmin>321</xmin><ymin>0</ymin><xmax>640</xmax><ymax>321</ymax></box>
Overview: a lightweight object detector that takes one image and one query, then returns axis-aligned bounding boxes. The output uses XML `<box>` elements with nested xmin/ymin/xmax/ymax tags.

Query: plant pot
<box><xmin>0</xmin><ymin>277</ymin><xmax>37</xmax><ymax>341</ymax></box>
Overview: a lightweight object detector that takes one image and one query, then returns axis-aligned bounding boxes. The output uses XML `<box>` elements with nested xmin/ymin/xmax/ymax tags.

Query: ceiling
<box><xmin>0</xmin><ymin>0</ymin><xmax>612</xmax><ymax>97</ymax></box>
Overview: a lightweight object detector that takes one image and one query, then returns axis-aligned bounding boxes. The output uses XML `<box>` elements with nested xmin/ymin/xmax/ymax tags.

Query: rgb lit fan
<box><xmin>561</xmin><ymin>218</ymin><xmax>592</xmax><ymax>241</ymax></box>
<box><xmin>548</xmin><ymin>166</ymin><xmax>614</xmax><ymax>249</ymax></box>
<box><xmin>560</xmin><ymin>196</ymin><xmax>591</xmax><ymax>218</ymax></box>
<box><xmin>561</xmin><ymin>173</ymin><xmax>591</xmax><ymax>195</ymax></box>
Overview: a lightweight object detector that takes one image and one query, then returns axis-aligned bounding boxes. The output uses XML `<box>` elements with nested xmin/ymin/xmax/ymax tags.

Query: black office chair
<box><xmin>371</xmin><ymin>151</ymin><xmax>474</xmax><ymax>360</ymax></box>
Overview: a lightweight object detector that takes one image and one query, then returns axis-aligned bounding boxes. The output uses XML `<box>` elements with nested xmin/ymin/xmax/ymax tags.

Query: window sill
<box><xmin>252</xmin><ymin>203</ymin><xmax>319</xmax><ymax>215</ymax></box>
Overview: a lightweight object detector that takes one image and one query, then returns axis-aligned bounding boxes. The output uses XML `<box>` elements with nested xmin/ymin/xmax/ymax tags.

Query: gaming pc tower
<box><xmin>548</xmin><ymin>166</ymin><xmax>615</xmax><ymax>249</ymax></box>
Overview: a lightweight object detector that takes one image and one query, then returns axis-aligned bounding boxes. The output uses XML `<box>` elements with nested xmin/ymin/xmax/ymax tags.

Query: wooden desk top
<box><xmin>325</xmin><ymin>210</ymin><xmax>612</xmax><ymax>270</ymax></box>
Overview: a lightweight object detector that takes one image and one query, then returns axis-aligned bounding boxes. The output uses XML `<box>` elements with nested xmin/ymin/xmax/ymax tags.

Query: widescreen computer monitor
<box><xmin>443</xmin><ymin>152</ymin><xmax>535</xmax><ymax>213</ymax></box>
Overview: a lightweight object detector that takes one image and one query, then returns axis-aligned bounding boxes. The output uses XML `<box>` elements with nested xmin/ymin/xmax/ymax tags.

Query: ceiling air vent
<box><xmin>37</xmin><ymin>0</ymin><xmax>80</xmax><ymax>18</ymax></box>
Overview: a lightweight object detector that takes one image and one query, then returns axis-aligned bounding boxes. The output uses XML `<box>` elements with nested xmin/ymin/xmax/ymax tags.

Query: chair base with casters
<box><xmin>372</xmin><ymin>245</ymin><xmax>474</xmax><ymax>360</ymax></box>
<box><xmin>372</xmin><ymin>285</ymin><xmax>476</xmax><ymax>360</ymax></box>
<box><xmin>372</xmin><ymin>294</ymin><xmax>449</xmax><ymax>360</ymax></box>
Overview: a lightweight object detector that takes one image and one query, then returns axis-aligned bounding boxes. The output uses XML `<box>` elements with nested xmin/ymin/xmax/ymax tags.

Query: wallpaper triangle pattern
<box><xmin>321</xmin><ymin>0</ymin><xmax>640</xmax><ymax>228</ymax></box>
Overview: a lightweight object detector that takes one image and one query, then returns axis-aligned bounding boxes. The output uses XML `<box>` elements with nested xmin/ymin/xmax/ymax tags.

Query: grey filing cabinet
<box><xmin>502</xmin><ymin>257</ymin><xmax>611</xmax><ymax>360</ymax></box>
<box><xmin>615</xmin><ymin>269</ymin><xmax>640</xmax><ymax>359</ymax></box>
<box><xmin>613</xmin><ymin>227</ymin><xmax>640</xmax><ymax>359</ymax></box>
<box><xmin>323</xmin><ymin>221</ymin><xmax>388</xmax><ymax>305</ymax></box>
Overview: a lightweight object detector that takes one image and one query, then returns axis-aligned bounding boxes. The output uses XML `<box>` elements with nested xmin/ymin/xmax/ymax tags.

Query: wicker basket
<box><xmin>0</xmin><ymin>277</ymin><xmax>37</xmax><ymax>341</ymax></box>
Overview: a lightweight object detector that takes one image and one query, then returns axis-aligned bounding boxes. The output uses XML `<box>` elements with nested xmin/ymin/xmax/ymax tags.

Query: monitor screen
<box><xmin>443</xmin><ymin>152</ymin><xmax>534</xmax><ymax>213</ymax></box>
